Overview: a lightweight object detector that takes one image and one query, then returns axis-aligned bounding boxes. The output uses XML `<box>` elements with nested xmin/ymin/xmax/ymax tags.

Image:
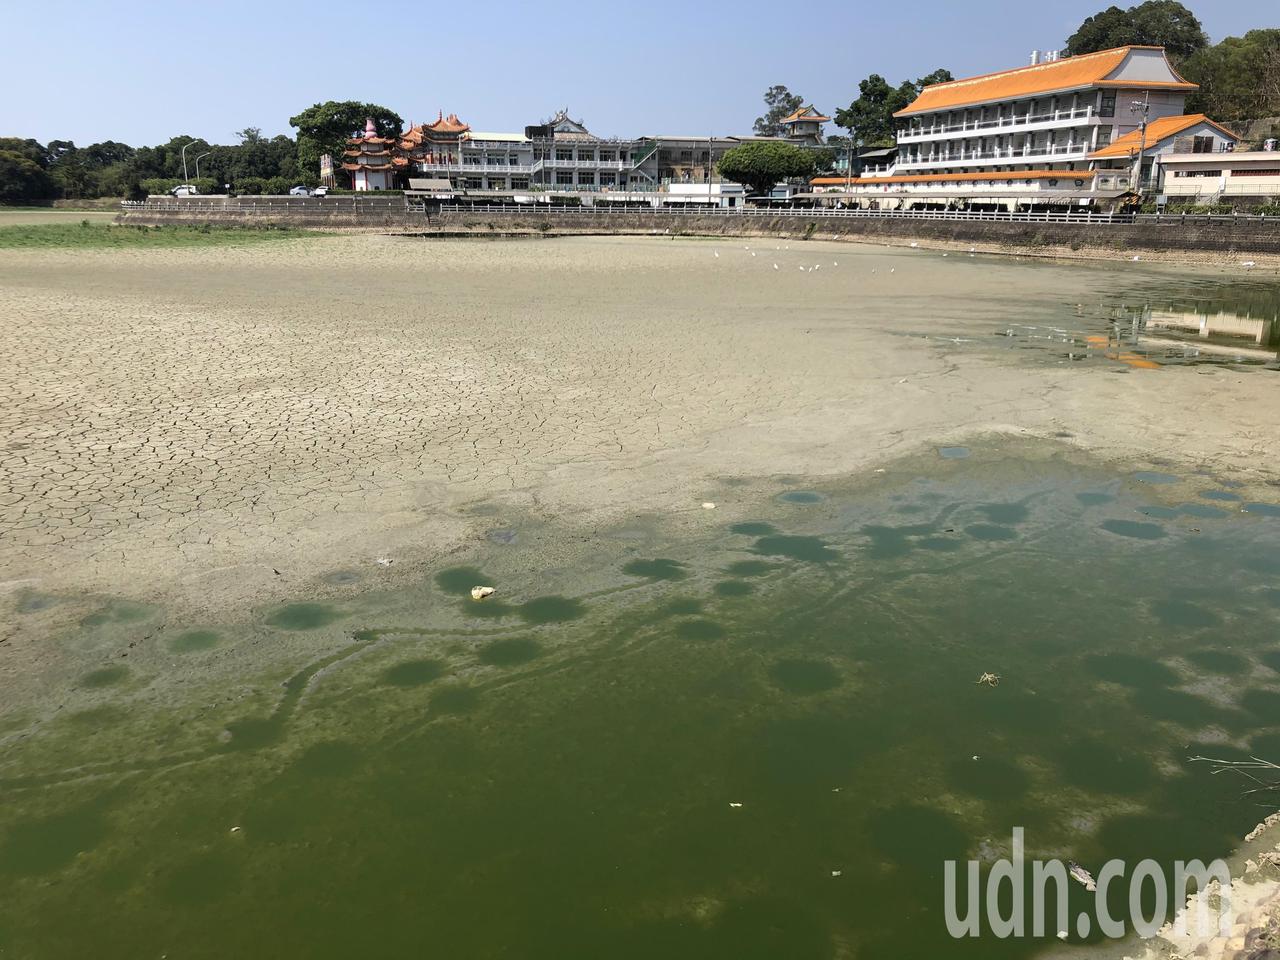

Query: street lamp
<box><xmin>179</xmin><ymin>139</ymin><xmax>196</xmax><ymax>182</ymax></box>
<box><xmin>708</xmin><ymin>133</ymin><xmax>714</xmax><ymax>207</ymax></box>
<box><xmin>1129</xmin><ymin>94</ymin><xmax>1150</xmax><ymax>193</ymax></box>
<box><xmin>194</xmin><ymin>151</ymin><xmax>212</xmax><ymax>181</ymax></box>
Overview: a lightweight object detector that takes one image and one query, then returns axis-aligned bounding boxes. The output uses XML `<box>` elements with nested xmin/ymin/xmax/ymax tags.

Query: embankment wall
<box><xmin>115</xmin><ymin>200</ymin><xmax>1280</xmax><ymax>259</ymax></box>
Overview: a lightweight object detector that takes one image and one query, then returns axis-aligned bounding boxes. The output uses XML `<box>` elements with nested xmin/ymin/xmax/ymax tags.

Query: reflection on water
<box><xmin>933</xmin><ymin>274</ymin><xmax>1280</xmax><ymax>371</ymax></box>
<box><xmin>2</xmin><ymin>451</ymin><xmax>1280</xmax><ymax>959</ymax></box>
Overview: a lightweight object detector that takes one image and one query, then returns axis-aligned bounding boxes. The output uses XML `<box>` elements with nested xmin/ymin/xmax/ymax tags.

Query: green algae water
<box><xmin>4</xmin><ymin>446</ymin><xmax>1280</xmax><ymax>959</ymax></box>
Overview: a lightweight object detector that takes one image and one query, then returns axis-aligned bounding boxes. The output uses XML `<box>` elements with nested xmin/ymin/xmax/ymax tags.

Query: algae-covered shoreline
<box><xmin>4</xmin><ymin>442</ymin><xmax>1280</xmax><ymax>958</ymax></box>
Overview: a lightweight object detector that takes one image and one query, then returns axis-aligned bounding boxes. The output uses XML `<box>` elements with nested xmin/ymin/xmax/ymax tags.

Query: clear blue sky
<box><xmin>4</xmin><ymin>0</ymin><xmax>1274</xmax><ymax>146</ymax></box>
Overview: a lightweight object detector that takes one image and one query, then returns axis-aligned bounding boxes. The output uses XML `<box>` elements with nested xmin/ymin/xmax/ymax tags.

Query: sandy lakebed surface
<box><xmin>1</xmin><ymin>230</ymin><xmax>1280</xmax><ymax>958</ymax></box>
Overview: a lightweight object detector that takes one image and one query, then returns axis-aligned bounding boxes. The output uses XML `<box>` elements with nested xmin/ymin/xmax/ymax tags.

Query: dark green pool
<box><xmin>3</xmin><ymin>447</ymin><xmax>1279</xmax><ymax>958</ymax></box>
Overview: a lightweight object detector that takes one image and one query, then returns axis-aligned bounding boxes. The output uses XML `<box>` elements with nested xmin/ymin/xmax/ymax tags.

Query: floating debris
<box><xmin>728</xmin><ymin>802</ymin><xmax>743</xmax><ymax>809</ymax></box>
<box><xmin>470</xmin><ymin>586</ymin><xmax>497</xmax><ymax>601</ymax></box>
<box><xmin>374</xmin><ymin>557</ymin><xmax>394</xmax><ymax>567</ymax></box>
<box><xmin>831</xmin><ymin>870</ymin><xmax>843</xmax><ymax>878</ymax></box>
<box><xmin>702</xmin><ymin>502</ymin><xmax>717</xmax><ymax>510</ymax></box>
<box><xmin>1068</xmin><ymin>861</ymin><xmax>1097</xmax><ymax>892</ymax></box>
<box><xmin>229</xmin><ymin>826</ymin><xmax>242</xmax><ymax>834</ymax></box>
<box><xmin>975</xmin><ymin>672</ymin><xmax>1001</xmax><ymax>687</ymax></box>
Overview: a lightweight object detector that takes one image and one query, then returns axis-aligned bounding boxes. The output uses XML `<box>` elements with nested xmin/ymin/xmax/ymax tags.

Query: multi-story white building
<box><xmin>807</xmin><ymin>46</ymin><xmax>1233</xmax><ymax>210</ymax></box>
<box><xmin>893</xmin><ymin>46</ymin><xmax>1197</xmax><ymax>176</ymax></box>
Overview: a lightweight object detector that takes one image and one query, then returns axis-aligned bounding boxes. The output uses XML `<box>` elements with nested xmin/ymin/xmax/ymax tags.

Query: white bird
<box><xmin>729</xmin><ymin>802</ymin><xmax>744</xmax><ymax>809</ymax></box>
<box><xmin>942</xmin><ymin>252</ymin><xmax>949</xmax><ymax>257</ymax></box>
<box><xmin>813</xmin><ymin>264</ymin><xmax>820</xmax><ymax>271</ymax></box>
<box><xmin>1131</xmin><ymin>255</ymin><xmax>1141</xmax><ymax>262</ymax></box>
<box><xmin>773</xmin><ymin>263</ymin><xmax>779</xmax><ymax>270</ymax></box>
<box><xmin>751</xmin><ymin>251</ymin><xmax>756</xmax><ymax>257</ymax></box>
<box><xmin>833</xmin><ymin>261</ymin><xmax>838</xmax><ymax>266</ymax></box>
<box><xmin>890</xmin><ymin>267</ymin><xmax>896</xmax><ymax>274</ymax></box>
<box><xmin>1242</xmin><ymin>260</ymin><xmax>1256</xmax><ymax>269</ymax></box>
<box><xmin>713</xmin><ymin>250</ymin><xmax>719</xmax><ymax>258</ymax></box>
<box><xmin>909</xmin><ymin>241</ymin><xmax>919</xmax><ymax>248</ymax></box>
<box><xmin>799</xmin><ymin>266</ymin><xmax>806</xmax><ymax>271</ymax></box>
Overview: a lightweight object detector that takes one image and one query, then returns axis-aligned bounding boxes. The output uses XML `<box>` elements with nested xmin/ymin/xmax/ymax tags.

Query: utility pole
<box><xmin>1129</xmin><ymin>92</ymin><xmax>1151</xmax><ymax>194</ymax></box>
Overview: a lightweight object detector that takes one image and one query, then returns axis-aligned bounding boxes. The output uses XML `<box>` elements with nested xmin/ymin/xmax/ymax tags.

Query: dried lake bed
<box><xmin>1</xmin><ymin>233</ymin><xmax>1279</xmax><ymax>957</ymax></box>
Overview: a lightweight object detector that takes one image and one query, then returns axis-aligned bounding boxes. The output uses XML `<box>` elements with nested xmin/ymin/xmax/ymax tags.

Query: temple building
<box><xmin>779</xmin><ymin>105</ymin><xmax>829</xmax><ymax>145</ymax></box>
<box><xmin>341</xmin><ymin>119</ymin><xmax>397</xmax><ymax>191</ymax></box>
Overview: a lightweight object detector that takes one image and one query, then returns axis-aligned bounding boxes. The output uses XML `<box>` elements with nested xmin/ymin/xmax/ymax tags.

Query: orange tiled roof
<box><xmin>810</xmin><ymin>169</ymin><xmax>1095</xmax><ymax>187</ymax></box>
<box><xmin>895</xmin><ymin>46</ymin><xmax>1195</xmax><ymax>117</ymax></box>
<box><xmin>782</xmin><ymin>105</ymin><xmax>830</xmax><ymax>123</ymax></box>
<box><xmin>1088</xmin><ymin>113</ymin><xmax>1237</xmax><ymax>159</ymax></box>
<box><xmin>426</xmin><ymin>111</ymin><xmax>470</xmax><ymax>134</ymax></box>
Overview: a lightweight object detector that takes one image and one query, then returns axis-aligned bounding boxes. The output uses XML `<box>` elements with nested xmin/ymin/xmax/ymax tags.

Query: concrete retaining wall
<box><xmin>116</xmin><ymin>199</ymin><xmax>1280</xmax><ymax>258</ymax></box>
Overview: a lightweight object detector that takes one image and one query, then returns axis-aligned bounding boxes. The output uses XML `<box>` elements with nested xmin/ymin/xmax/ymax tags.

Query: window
<box><xmin>599</xmin><ymin>151</ymin><xmax>614</xmax><ymax>162</ymax></box>
<box><xmin>1099</xmin><ymin>93</ymin><xmax>1116</xmax><ymax>117</ymax></box>
<box><xmin>1095</xmin><ymin>127</ymin><xmax>1113</xmax><ymax>149</ymax></box>
<box><xmin>577</xmin><ymin>151</ymin><xmax>596</xmax><ymax>162</ymax></box>
<box><xmin>465</xmin><ymin>178</ymin><xmax>482</xmax><ymax>189</ymax></box>
<box><xmin>679</xmin><ymin>150</ymin><xmax>693</xmax><ymax>162</ymax></box>
<box><xmin>1191</xmin><ymin>135</ymin><xmax>1215</xmax><ymax>154</ymax></box>
<box><xmin>556</xmin><ymin>149</ymin><xmax>572</xmax><ymax>161</ymax></box>
<box><xmin>1175</xmin><ymin>169</ymin><xmax>1222</xmax><ymax>178</ymax></box>
<box><xmin>1232</xmin><ymin>168</ymin><xmax>1280</xmax><ymax>177</ymax></box>
<box><xmin>556</xmin><ymin>171</ymin><xmax>573</xmax><ymax>185</ymax></box>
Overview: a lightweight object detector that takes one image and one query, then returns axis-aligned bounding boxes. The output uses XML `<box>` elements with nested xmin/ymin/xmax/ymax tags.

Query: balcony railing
<box><xmin>899</xmin><ymin>144</ymin><xmax>1088</xmax><ymax>167</ymax></box>
<box><xmin>898</xmin><ymin>107</ymin><xmax>1095</xmax><ymax>141</ymax></box>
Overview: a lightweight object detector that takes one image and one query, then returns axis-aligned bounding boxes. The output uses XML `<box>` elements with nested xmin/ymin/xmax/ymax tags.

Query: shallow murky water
<box><xmin>914</xmin><ymin>271</ymin><xmax>1280</xmax><ymax>372</ymax></box>
<box><xmin>4</xmin><ymin>445</ymin><xmax>1280</xmax><ymax>958</ymax></box>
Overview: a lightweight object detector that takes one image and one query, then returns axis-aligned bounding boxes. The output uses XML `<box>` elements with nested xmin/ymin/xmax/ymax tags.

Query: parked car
<box><xmin>288</xmin><ymin>185</ymin><xmax>311</xmax><ymax>196</ymax></box>
<box><xmin>170</xmin><ymin>184</ymin><xmax>199</xmax><ymax>197</ymax></box>
<box><xmin>310</xmin><ymin>186</ymin><xmax>328</xmax><ymax>198</ymax></box>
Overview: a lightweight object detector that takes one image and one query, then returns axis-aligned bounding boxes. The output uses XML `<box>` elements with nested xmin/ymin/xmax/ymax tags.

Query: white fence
<box><xmin>120</xmin><ymin>198</ymin><xmax>1280</xmax><ymax>226</ymax></box>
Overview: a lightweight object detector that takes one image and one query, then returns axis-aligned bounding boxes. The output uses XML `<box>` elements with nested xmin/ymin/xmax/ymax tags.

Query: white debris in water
<box><xmin>701</xmin><ymin>502</ymin><xmax>716</xmax><ymax>510</ymax></box>
<box><xmin>374</xmin><ymin>557</ymin><xmax>394</xmax><ymax>567</ymax></box>
<box><xmin>831</xmin><ymin>870</ymin><xmax>843</xmax><ymax>878</ymax></box>
<box><xmin>729</xmin><ymin>802</ymin><xmax>743</xmax><ymax>809</ymax></box>
<box><xmin>229</xmin><ymin>826</ymin><xmax>242</xmax><ymax>833</ymax></box>
<box><xmin>470</xmin><ymin>585</ymin><xmax>497</xmax><ymax>601</ymax></box>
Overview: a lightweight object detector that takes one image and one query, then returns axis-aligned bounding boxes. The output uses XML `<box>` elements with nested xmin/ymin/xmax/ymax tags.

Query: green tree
<box><xmin>289</xmin><ymin>101</ymin><xmax>403</xmax><ymax>182</ymax></box>
<box><xmin>235</xmin><ymin>127</ymin><xmax>265</xmax><ymax>144</ymax></box>
<box><xmin>0</xmin><ymin>151</ymin><xmax>59</xmax><ymax>202</ymax></box>
<box><xmin>717</xmin><ymin>140</ymin><xmax>816</xmax><ymax>196</ymax></box>
<box><xmin>1183</xmin><ymin>29</ymin><xmax>1280</xmax><ymax>122</ymax></box>
<box><xmin>753</xmin><ymin>86</ymin><xmax>805</xmax><ymax>137</ymax></box>
<box><xmin>1065</xmin><ymin>1</ymin><xmax>1208</xmax><ymax>60</ymax></box>
<box><xmin>834</xmin><ymin>70</ymin><xmax>952</xmax><ymax>147</ymax></box>
<box><xmin>0</xmin><ymin>138</ymin><xmax>51</xmax><ymax>168</ymax></box>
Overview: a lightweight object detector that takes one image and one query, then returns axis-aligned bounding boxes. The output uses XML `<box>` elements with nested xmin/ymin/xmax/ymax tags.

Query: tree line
<box><xmin>0</xmin><ymin>101</ymin><xmax>401</xmax><ymax>204</ymax></box>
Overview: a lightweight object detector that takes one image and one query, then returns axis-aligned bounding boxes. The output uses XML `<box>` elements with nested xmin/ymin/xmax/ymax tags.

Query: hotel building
<box><xmin>809</xmin><ymin>46</ymin><xmax>1238</xmax><ymax>210</ymax></box>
